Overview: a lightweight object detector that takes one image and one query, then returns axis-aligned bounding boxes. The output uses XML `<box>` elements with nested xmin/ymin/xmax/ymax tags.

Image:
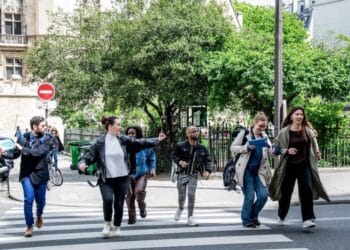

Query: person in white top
<box><xmin>79</xmin><ymin>116</ymin><xmax>166</xmax><ymax>238</ymax></box>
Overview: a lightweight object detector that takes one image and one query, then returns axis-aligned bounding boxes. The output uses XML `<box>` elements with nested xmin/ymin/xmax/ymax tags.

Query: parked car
<box><xmin>0</xmin><ymin>137</ymin><xmax>16</xmax><ymax>182</ymax></box>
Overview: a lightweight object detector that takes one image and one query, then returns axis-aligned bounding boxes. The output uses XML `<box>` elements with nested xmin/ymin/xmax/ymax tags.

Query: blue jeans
<box><xmin>241</xmin><ymin>169</ymin><xmax>268</xmax><ymax>225</ymax></box>
<box><xmin>52</xmin><ymin>149</ymin><xmax>58</xmax><ymax>168</ymax></box>
<box><xmin>21</xmin><ymin>177</ymin><xmax>47</xmax><ymax>227</ymax></box>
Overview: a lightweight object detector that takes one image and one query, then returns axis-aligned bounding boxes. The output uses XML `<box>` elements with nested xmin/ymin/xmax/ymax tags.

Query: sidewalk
<box><xmin>7</xmin><ymin>164</ymin><xmax>350</xmax><ymax>208</ymax></box>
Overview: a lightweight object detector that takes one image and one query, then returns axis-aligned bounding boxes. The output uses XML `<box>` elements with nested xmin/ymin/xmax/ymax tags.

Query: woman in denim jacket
<box><xmin>125</xmin><ymin>126</ymin><xmax>157</xmax><ymax>224</ymax></box>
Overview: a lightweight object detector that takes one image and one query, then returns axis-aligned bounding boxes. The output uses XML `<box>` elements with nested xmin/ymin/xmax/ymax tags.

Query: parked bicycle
<box><xmin>47</xmin><ymin>150</ymin><xmax>63</xmax><ymax>190</ymax></box>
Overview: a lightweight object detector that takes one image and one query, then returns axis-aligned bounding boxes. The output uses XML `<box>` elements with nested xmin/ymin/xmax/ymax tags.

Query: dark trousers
<box><xmin>126</xmin><ymin>174</ymin><xmax>147</xmax><ymax>221</ymax></box>
<box><xmin>278</xmin><ymin>162</ymin><xmax>315</xmax><ymax>221</ymax></box>
<box><xmin>99</xmin><ymin>176</ymin><xmax>129</xmax><ymax>227</ymax></box>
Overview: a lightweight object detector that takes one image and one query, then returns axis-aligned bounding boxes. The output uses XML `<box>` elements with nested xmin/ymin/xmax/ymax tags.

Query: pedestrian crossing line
<box><xmin>6</xmin><ymin>207</ymin><xmax>233</xmax><ymax>214</ymax></box>
<box><xmin>8</xmin><ymin>234</ymin><xmax>292</xmax><ymax>250</ymax></box>
<box><xmin>0</xmin><ymin>216</ymin><xmax>246</xmax><ymax>229</ymax></box>
<box><xmin>1</xmin><ymin>211</ymin><xmax>238</xmax><ymax>221</ymax></box>
<box><xmin>259</xmin><ymin>248</ymin><xmax>308</xmax><ymax>250</ymax></box>
<box><xmin>0</xmin><ymin>224</ymin><xmax>270</xmax><ymax>243</ymax></box>
<box><xmin>0</xmin><ymin>206</ymin><xmax>297</xmax><ymax>250</ymax></box>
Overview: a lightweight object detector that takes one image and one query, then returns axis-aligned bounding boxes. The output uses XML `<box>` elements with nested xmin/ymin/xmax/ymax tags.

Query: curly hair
<box><xmin>125</xmin><ymin>125</ymin><xmax>143</xmax><ymax>139</ymax></box>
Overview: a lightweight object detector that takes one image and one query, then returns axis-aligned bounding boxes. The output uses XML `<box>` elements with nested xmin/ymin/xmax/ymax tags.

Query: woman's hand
<box><xmin>149</xmin><ymin>170</ymin><xmax>156</xmax><ymax>178</ymax></box>
<box><xmin>158</xmin><ymin>132</ymin><xmax>166</xmax><ymax>141</ymax></box>
<box><xmin>248</xmin><ymin>145</ymin><xmax>256</xmax><ymax>151</ymax></box>
<box><xmin>288</xmin><ymin>147</ymin><xmax>298</xmax><ymax>155</ymax></box>
<box><xmin>78</xmin><ymin>163</ymin><xmax>88</xmax><ymax>172</ymax></box>
<box><xmin>316</xmin><ymin>151</ymin><xmax>321</xmax><ymax>159</ymax></box>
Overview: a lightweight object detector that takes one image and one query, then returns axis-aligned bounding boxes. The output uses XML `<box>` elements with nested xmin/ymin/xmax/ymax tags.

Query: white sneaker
<box><xmin>302</xmin><ymin>219</ymin><xmax>316</xmax><ymax>228</ymax></box>
<box><xmin>110</xmin><ymin>226</ymin><xmax>121</xmax><ymax>237</ymax></box>
<box><xmin>102</xmin><ymin>222</ymin><xmax>111</xmax><ymax>238</ymax></box>
<box><xmin>277</xmin><ymin>217</ymin><xmax>285</xmax><ymax>226</ymax></box>
<box><xmin>187</xmin><ymin>216</ymin><xmax>199</xmax><ymax>227</ymax></box>
<box><xmin>174</xmin><ymin>208</ymin><xmax>183</xmax><ymax>221</ymax></box>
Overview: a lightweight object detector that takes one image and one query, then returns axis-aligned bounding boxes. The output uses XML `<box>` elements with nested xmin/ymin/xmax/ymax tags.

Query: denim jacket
<box><xmin>133</xmin><ymin>148</ymin><xmax>156</xmax><ymax>179</ymax></box>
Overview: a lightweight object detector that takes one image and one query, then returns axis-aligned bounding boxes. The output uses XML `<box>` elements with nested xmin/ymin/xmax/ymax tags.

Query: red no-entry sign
<box><xmin>37</xmin><ymin>83</ymin><xmax>55</xmax><ymax>101</ymax></box>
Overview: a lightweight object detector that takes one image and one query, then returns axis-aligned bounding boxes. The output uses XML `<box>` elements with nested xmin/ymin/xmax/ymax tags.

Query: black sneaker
<box><xmin>140</xmin><ymin>208</ymin><xmax>147</xmax><ymax>218</ymax></box>
<box><xmin>252</xmin><ymin>218</ymin><xmax>261</xmax><ymax>226</ymax></box>
<box><xmin>243</xmin><ymin>222</ymin><xmax>256</xmax><ymax>228</ymax></box>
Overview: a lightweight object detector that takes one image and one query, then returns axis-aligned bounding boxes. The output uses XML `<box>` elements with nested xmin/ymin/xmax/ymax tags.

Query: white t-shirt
<box><xmin>105</xmin><ymin>134</ymin><xmax>128</xmax><ymax>178</ymax></box>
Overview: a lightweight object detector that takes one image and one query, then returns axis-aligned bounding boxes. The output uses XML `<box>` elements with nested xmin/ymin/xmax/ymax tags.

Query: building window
<box><xmin>5</xmin><ymin>58</ymin><xmax>23</xmax><ymax>80</ymax></box>
<box><xmin>5</xmin><ymin>13</ymin><xmax>22</xmax><ymax>35</ymax></box>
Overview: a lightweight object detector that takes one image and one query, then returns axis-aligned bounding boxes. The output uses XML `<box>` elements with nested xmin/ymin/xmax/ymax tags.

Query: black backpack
<box><xmin>223</xmin><ymin>129</ymin><xmax>249</xmax><ymax>190</ymax></box>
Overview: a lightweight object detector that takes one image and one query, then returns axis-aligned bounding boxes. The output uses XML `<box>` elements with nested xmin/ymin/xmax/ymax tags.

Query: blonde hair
<box><xmin>253</xmin><ymin>112</ymin><xmax>268</xmax><ymax>124</ymax></box>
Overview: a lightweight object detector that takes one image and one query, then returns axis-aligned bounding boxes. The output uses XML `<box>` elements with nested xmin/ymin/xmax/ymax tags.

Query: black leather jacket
<box><xmin>79</xmin><ymin>134</ymin><xmax>159</xmax><ymax>183</ymax></box>
<box><xmin>172</xmin><ymin>140</ymin><xmax>212</xmax><ymax>175</ymax></box>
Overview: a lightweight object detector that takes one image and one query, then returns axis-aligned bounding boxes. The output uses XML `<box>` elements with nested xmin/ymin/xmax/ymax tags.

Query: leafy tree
<box><xmin>102</xmin><ymin>0</ymin><xmax>233</xmax><ymax>144</ymax></box>
<box><xmin>204</xmin><ymin>3</ymin><xmax>350</xmax><ymax>120</ymax></box>
<box><xmin>25</xmin><ymin>0</ymin><xmax>233</xmax><ymax>144</ymax></box>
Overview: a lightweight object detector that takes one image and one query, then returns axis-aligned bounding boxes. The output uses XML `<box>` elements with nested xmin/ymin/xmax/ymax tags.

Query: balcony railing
<box><xmin>0</xmin><ymin>34</ymin><xmax>28</xmax><ymax>45</ymax></box>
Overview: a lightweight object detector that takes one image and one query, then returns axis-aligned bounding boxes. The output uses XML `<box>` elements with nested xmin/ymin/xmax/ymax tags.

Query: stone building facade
<box><xmin>0</xmin><ymin>0</ymin><xmax>104</xmax><ymax>136</ymax></box>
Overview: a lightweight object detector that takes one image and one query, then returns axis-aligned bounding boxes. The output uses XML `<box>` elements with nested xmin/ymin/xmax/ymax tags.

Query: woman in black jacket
<box><xmin>79</xmin><ymin>116</ymin><xmax>165</xmax><ymax>238</ymax></box>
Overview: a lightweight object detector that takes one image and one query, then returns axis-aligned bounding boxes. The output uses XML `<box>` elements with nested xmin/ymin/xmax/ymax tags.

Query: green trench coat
<box><xmin>268</xmin><ymin>126</ymin><xmax>330</xmax><ymax>202</ymax></box>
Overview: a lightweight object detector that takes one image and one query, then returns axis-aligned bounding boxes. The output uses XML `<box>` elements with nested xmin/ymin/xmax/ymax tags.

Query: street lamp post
<box><xmin>274</xmin><ymin>0</ymin><xmax>283</xmax><ymax>136</ymax></box>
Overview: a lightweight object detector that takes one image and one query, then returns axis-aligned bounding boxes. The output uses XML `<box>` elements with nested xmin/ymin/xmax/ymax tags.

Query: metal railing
<box><xmin>0</xmin><ymin>35</ymin><xmax>28</xmax><ymax>45</ymax></box>
<box><xmin>64</xmin><ymin>124</ymin><xmax>350</xmax><ymax>172</ymax></box>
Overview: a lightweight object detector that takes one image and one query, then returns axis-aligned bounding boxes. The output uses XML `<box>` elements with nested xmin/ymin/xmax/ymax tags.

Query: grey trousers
<box><xmin>177</xmin><ymin>174</ymin><xmax>198</xmax><ymax>217</ymax></box>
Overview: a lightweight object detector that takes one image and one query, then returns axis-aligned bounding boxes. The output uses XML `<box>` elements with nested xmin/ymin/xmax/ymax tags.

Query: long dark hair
<box><xmin>281</xmin><ymin>106</ymin><xmax>311</xmax><ymax>129</ymax></box>
<box><xmin>101</xmin><ymin>116</ymin><xmax>118</xmax><ymax>131</ymax></box>
<box><xmin>125</xmin><ymin>126</ymin><xmax>143</xmax><ymax>139</ymax></box>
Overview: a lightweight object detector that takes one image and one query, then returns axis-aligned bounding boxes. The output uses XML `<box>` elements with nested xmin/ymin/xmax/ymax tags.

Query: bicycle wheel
<box><xmin>51</xmin><ymin>167</ymin><xmax>63</xmax><ymax>186</ymax></box>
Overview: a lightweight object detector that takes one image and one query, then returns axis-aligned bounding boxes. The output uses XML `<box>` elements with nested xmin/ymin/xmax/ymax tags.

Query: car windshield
<box><xmin>0</xmin><ymin>138</ymin><xmax>15</xmax><ymax>151</ymax></box>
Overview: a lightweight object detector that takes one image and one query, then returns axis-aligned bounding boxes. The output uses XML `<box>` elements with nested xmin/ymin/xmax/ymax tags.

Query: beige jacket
<box><xmin>230</xmin><ymin>129</ymin><xmax>272</xmax><ymax>188</ymax></box>
<box><xmin>268</xmin><ymin>126</ymin><xmax>330</xmax><ymax>202</ymax></box>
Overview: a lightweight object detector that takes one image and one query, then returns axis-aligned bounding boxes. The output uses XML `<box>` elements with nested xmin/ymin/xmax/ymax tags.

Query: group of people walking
<box><xmin>230</xmin><ymin>107</ymin><xmax>329</xmax><ymax>229</ymax></box>
<box><xmin>0</xmin><ymin>107</ymin><xmax>329</xmax><ymax>238</ymax></box>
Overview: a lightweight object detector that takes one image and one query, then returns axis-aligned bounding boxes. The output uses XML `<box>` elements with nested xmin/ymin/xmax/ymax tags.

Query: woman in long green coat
<box><xmin>269</xmin><ymin>107</ymin><xmax>330</xmax><ymax>229</ymax></box>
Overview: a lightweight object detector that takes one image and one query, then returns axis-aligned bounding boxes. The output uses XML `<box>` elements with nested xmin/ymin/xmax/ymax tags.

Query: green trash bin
<box><xmin>69</xmin><ymin>141</ymin><xmax>98</xmax><ymax>175</ymax></box>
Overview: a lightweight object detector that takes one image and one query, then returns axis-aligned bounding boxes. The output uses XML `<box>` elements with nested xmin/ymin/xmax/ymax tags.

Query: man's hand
<box><xmin>202</xmin><ymin>171</ymin><xmax>210</xmax><ymax>180</ymax></box>
<box><xmin>179</xmin><ymin>160</ymin><xmax>189</xmax><ymax>169</ymax></box>
<box><xmin>15</xmin><ymin>143</ymin><xmax>23</xmax><ymax>151</ymax></box>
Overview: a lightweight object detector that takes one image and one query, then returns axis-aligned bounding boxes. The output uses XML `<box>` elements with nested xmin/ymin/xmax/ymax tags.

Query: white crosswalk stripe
<box><xmin>0</xmin><ymin>206</ymin><xmax>305</xmax><ymax>250</ymax></box>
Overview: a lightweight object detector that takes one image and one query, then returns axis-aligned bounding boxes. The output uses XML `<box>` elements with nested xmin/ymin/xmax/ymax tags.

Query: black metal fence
<box><xmin>64</xmin><ymin>123</ymin><xmax>350</xmax><ymax>172</ymax></box>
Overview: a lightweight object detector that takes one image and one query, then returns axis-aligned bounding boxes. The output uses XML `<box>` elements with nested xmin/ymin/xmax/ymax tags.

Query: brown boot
<box><xmin>126</xmin><ymin>187</ymin><xmax>136</xmax><ymax>224</ymax></box>
<box><xmin>24</xmin><ymin>227</ymin><xmax>33</xmax><ymax>237</ymax></box>
<box><xmin>128</xmin><ymin>208</ymin><xmax>137</xmax><ymax>224</ymax></box>
<box><xmin>35</xmin><ymin>216</ymin><xmax>43</xmax><ymax>228</ymax></box>
<box><xmin>136</xmin><ymin>190</ymin><xmax>147</xmax><ymax>218</ymax></box>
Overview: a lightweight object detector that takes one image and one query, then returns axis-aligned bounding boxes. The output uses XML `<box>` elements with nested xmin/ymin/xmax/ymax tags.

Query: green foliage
<box><xmin>25</xmin><ymin>1</ymin><xmax>233</xmax><ymax>134</ymax></box>
<box><xmin>205</xmin><ymin>3</ymin><xmax>350</xmax><ymax>120</ymax></box>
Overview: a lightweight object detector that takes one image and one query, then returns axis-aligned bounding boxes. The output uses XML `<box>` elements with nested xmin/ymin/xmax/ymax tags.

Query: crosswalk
<box><xmin>0</xmin><ymin>206</ymin><xmax>306</xmax><ymax>250</ymax></box>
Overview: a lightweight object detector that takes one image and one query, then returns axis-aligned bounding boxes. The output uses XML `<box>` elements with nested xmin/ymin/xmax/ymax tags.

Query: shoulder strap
<box><xmin>241</xmin><ymin>128</ymin><xmax>249</xmax><ymax>145</ymax></box>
